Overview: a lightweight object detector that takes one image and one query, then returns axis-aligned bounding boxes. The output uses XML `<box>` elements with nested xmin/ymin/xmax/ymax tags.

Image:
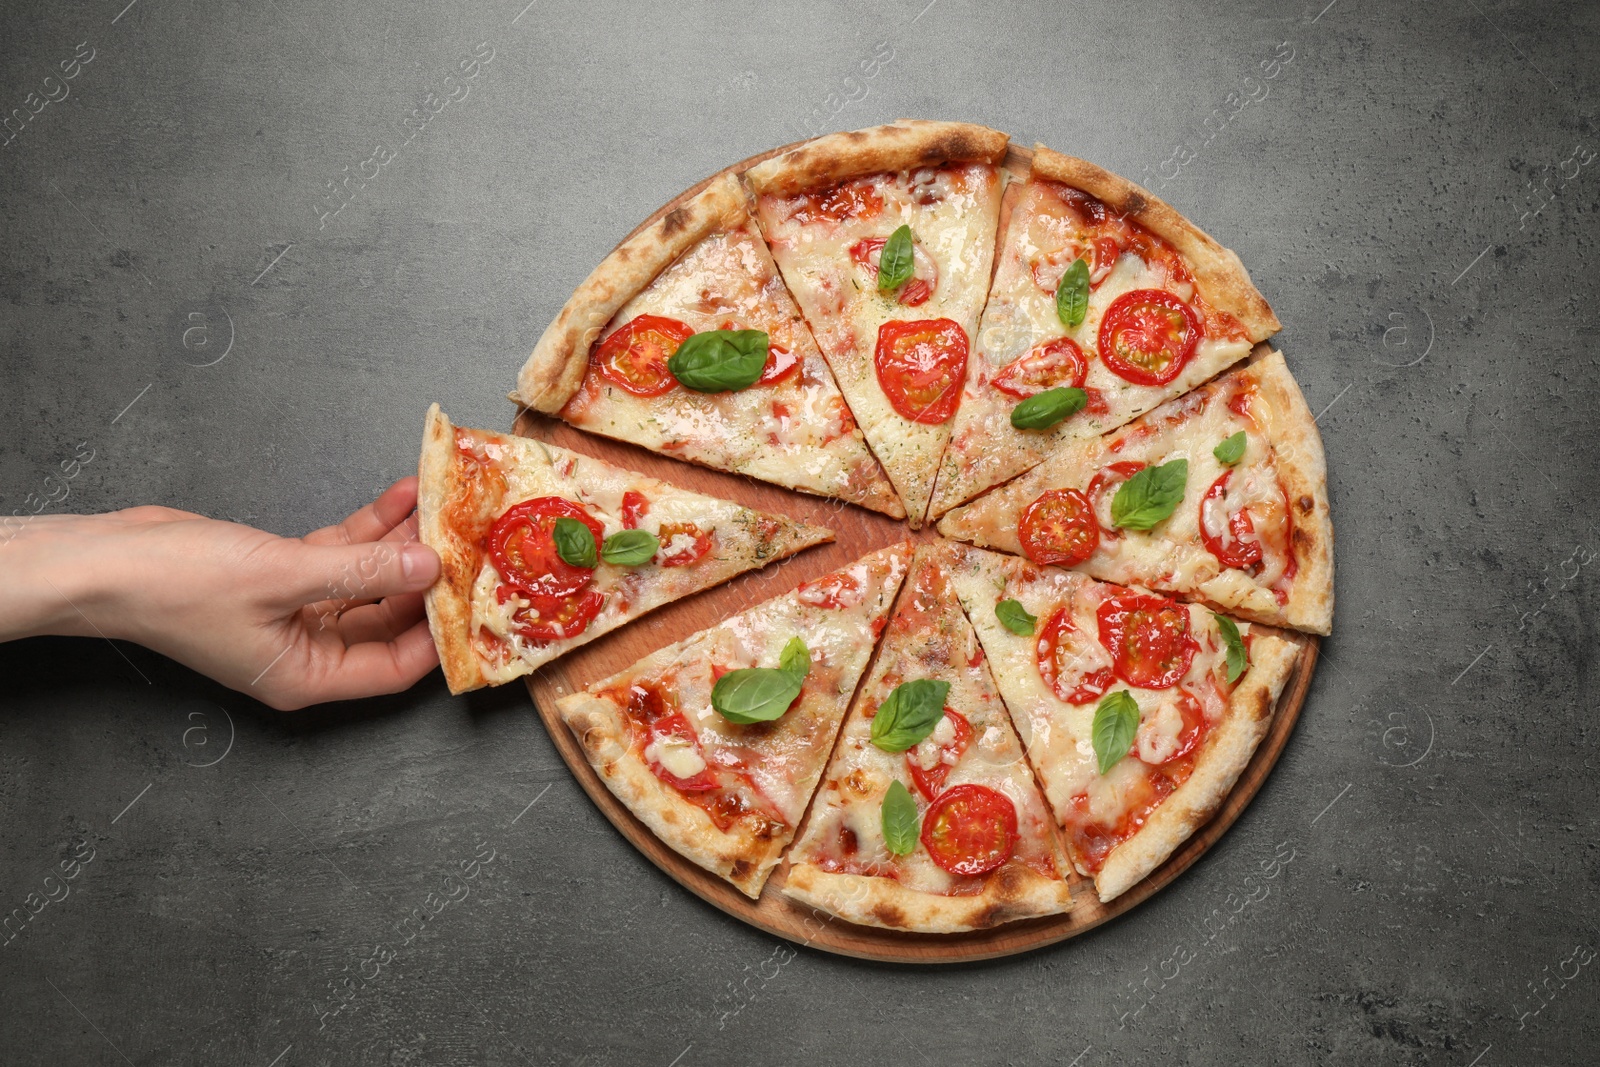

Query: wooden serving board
<box><xmin>514</xmin><ymin>141</ymin><xmax>1319</xmax><ymax>963</ymax></box>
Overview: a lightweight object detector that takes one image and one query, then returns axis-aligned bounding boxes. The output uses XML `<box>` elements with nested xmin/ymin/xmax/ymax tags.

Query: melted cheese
<box><xmin>644</xmin><ymin>734</ymin><xmax>707</xmax><ymax>779</ymax></box>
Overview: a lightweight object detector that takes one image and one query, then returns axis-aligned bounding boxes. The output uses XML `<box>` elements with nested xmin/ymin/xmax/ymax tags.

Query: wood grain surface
<box><xmin>510</xmin><ymin>141</ymin><xmax>1320</xmax><ymax>963</ymax></box>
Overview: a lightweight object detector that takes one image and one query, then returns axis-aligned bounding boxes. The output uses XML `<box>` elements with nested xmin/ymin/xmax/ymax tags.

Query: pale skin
<box><xmin>0</xmin><ymin>477</ymin><xmax>442</xmax><ymax>710</ymax></box>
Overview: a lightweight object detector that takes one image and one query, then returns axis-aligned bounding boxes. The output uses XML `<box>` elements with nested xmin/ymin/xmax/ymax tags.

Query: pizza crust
<box><xmin>782</xmin><ymin>861</ymin><xmax>1074</xmax><ymax>934</ymax></box>
<box><xmin>1093</xmin><ymin>632</ymin><xmax>1300</xmax><ymax>902</ymax></box>
<box><xmin>1030</xmin><ymin>145</ymin><xmax>1281</xmax><ymax>343</ymax></box>
<box><xmin>512</xmin><ymin>173</ymin><xmax>750</xmax><ymax>413</ymax></box>
<box><xmin>417</xmin><ymin>403</ymin><xmax>492</xmax><ymax>695</ymax></box>
<box><xmin>744</xmin><ymin>119</ymin><xmax>1009</xmax><ymax>196</ymax></box>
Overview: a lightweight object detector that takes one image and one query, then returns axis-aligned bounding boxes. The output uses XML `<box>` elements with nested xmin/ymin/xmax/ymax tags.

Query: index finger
<box><xmin>304</xmin><ymin>477</ymin><xmax>419</xmax><ymax>547</ymax></box>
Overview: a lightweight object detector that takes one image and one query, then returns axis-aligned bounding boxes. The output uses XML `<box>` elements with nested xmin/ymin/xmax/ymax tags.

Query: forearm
<box><xmin>0</xmin><ymin>514</ymin><xmax>130</xmax><ymax>642</ymax></box>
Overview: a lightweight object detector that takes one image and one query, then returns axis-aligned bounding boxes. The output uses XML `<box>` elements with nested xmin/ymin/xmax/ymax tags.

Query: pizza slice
<box><xmin>748</xmin><ymin>120</ymin><xmax>1009</xmax><ymax>527</ymax></box>
<box><xmin>783</xmin><ymin>545</ymin><xmax>1073</xmax><ymax>932</ymax></box>
<box><xmin>558</xmin><ymin>543</ymin><xmax>913</xmax><ymax>897</ymax></box>
<box><xmin>512</xmin><ymin>173</ymin><xmax>903</xmax><ymax>518</ymax></box>
<box><xmin>418</xmin><ymin>404</ymin><xmax>833</xmax><ymax>694</ymax></box>
<box><xmin>940</xmin><ymin>542</ymin><xmax>1299</xmax><ymax>903</ymax></box>
<box><xmin>927</xmin><ymin>145</ymin><xmax>1281</xmax><ymax>521</ymax></box>
<box><xmin>938</xmin><ymin>351</ymin><xmax>1332</xmax><ymax>634</ymax></box>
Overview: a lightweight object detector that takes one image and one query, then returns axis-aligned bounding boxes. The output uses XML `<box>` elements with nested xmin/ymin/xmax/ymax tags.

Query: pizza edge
<box><xmin>782</xmin><ymin>861</ymin><xmax>1074</xmax><ymax>934</ymax></box>
<box><xmin>744</xmin><ymin>119</ymin><xmax>1009</xmax><ymax>197</ymax></box>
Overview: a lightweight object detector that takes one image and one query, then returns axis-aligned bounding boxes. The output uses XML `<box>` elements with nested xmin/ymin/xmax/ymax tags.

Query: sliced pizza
<box><xmin>748</xmin><ymin>120</ymin><xmax>1009</xmax><ymax>527</ymax></box>
<box><xmin>783</xmin><ymin>545</ymin><xmax>1073</xmax><ymax>932</ymax></box>
<box><xmin>940</xmin><ymin>542</ymin><xmax>1299</xmax><ymax>903</ymax></box>
<box><xmin>938</xmin><ymin>351</ymin><xmax>1332</xmax><ymax>634</ymax></box>
<box><xmin>927</xmin><ymin>145</ymin><xmax>1281</xmax><ymax>521</ymax></box>
<box><xmin>512</xmin><ymin>173</ymin><xmax>903</xmax><ymax>518</ymax></box>
<box><xmin>558</xmin><ymin>543</ymin><xmax>913</xmax><ymax>897</ymax></box>
<box><xmin>417</xmin><ymin>404</ymin><xmax>833</xmax><ymax>694</ymax></box>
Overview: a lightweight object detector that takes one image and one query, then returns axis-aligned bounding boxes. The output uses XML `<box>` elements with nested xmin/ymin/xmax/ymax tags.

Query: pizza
<box><xmin>748</xmin><ymin>120</ymin><xmax>1009</xmax><ymax>527</ymax></box>
<box><xmin>927</xmin><ymin>145</ymin><xmax>1281</xmax><ymax>521</ymax></box>
<box><xmin>938</xmin><ymin>351</ymin><xmax>1333</xmax><ymax>634</ymax></box>
<box><xmin>783</xmin><ymin>546</ymin><xmax>1073</xmax><ymax>932</ymax></box>
<box><xmin>557</xmin><ymin>543</ymin><xmax>913</xmax><ymax>897</ymax></box>
<box><xmin>512</xmin><ymin>173</ymin><xmax>903</xmax><ymax>518</ymax></box>
<box><xmin>940</xmin><ymin>542</ymin><xmax>1300</xmax><ymax>902</ymax></box>
<box><xmin>417</xmin><ymin>404</ymin><xmax>834</xmax><ymax>694</ymax></box>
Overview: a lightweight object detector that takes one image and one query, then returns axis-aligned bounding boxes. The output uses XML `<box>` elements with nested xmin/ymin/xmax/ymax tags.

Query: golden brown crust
<box><xmin>782</xmin><ymin>861</ymin><xmax>1074</xmax><ymax>933</ymax></box>
<box><xmin>512</xmin><ymin>173</ymin><xmax>750</xmax><ymax>413</ymax></box>
<box><xmin>417</xmin><ymin>404</ymin><xmax>492</xmax><ymax>695</ymax></box>
<box><xmin>1094</xmin><ymin>633</ymin><xmax>1299</xmax><ymax>901</ymax></box>
<box><xmin>1030</xmin><ymin>145</ymin><xmax>1281</xmax><ymax>342</ymax></box>
<box><xmin>744</xmin><ymin>120</ymin><xmax>1009</xmax><ymax>197</ymax></box>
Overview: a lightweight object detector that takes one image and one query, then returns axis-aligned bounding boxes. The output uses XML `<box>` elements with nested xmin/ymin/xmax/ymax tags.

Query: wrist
<box><xmin>0</xmin><ymin>513</ymin><xmax>140</xmax><ymax>642</ymax></box>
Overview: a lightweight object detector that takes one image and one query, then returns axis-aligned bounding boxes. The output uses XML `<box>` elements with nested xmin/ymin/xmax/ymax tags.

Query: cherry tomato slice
<box><xmin>1085</xmin><ymin>461</ymin><xmax>1148</xmax><ymax>538</ymax></box>
<box><xmin>508</xmin><ymin>587</ymin><xmax>605</xmax><ymax>643</ymax></box>
<box><xmin>644</xmin><ymin>710</ymin><xmax>718</xmax><ymax>792</ymax></box>
<box><xmin>849</xmin><ymin>236</ymin><xmax>938</xmax><ymax>307</ymax></box>
<box><xmin>1199</xmin><ymin>470</ymin><xmax>1263</xmax><ymax>570</ymax></box>
<box><xmin>906</xmin><ymin>709</ymin><xmax>972</xmax><ymax>801</ymax></box>
<box><xmin>593</xmin><ymin>314</ymin><xmax>693</xmax><ymax>397</ymax></box>
<box><xmin>656</xmin><ymin>522</ymin><xmax>712</xmax><ymax>567</ymax></box>
<box><xmin>1035</xmin><ymin>607</ymin><xmax>1115</xmax><ymax>705</ymax></box>
<box><xmin>1097</xmin><ymin>289</ymin><xmax>1201</xmax><ymax>386</ymax></box>
<box><xmin>874</xmin><ymin>318</ymin><xmax>968</xmax><ymax>424</ymax></box>
<box><xmin>1018</xmin><ymin>488</ymin><xmax>1100</xmax><ymax>567</ymax></box>
<box><xmin>1090</xmin><ymin>236</ymin><xmax>1121</xmax><ymax>287</ymax></box>
<box><xmin>1096</xmin><ymin>593</ymin><xmax>1198</xmax><ymax>690</ymax></box>
<box><xmin>920</xmin><ymin>784</ymin><xmax>1019</xmax><ymax>877</ymax></box>
<box><xmin>992</xmin><ymin>337</ymin><xmax>1089</xmax><ymax>399</ymax></box>
<box><xmin>756</xmin><ymin>343</ymin><xmax>800</xmax><ymax>385</ymax></box>
<box><xmin>1136</xmin><ymin>689</ymin><xmax>1205</xmax><ymax>766</ymax></box>
<box><xmin>797</xmin><ymin>571</ymin><xmax>862</xmax><ymax>611</ymax></box>
<box><xmin>621</xmin><ymin>490</ymin><xmax>649</xmax><ymax>530</ymax></box>
<box><xmin>487</xmin><ymin>497</ymin><xmax>604</xmax><ymax>600</ymax></box>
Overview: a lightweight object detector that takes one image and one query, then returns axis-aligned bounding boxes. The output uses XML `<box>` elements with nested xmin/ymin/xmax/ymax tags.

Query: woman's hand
<box><xmin>3</xmin><ymin>478</ymin><xmax>442</xmax><ymax>710</ymax></box>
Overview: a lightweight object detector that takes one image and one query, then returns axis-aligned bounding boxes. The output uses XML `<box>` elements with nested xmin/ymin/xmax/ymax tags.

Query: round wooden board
<box><xmin>512</xmin><ymin>140</ymin><xmax>1321</xmax><ymax>963</ymax></box>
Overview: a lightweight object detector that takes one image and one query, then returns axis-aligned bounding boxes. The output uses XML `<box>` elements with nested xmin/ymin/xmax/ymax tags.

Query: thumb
<box><xmin>286</xmin><ymin>539</ymin><xmax>440</xmax><ymax>606</ymax></box>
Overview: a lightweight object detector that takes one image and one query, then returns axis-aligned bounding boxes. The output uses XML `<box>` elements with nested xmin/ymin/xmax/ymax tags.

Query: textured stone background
<box><xmin>2</xmin><ymin>0</ymin><xmax>1597</xmax><ymax>1064</ymax></box>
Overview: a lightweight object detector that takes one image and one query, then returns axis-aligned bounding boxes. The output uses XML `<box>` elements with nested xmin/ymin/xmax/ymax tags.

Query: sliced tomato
<box><xmin>797</xmin><ymin>571</ymin><xmax>862</xmax><ymax>610</ymax></box>
<box><xmin>757</xmin><ymin>343</ymin><xmax>800</xmax><ymax>385</ymax></box>
<box><xmin>644</xmin><ymin>710</ymin><xmax>718</xmax><ymax>792</ymax></box>
<box><xmin>1085</xmin><ymin>460</ymin><xmax>1148</xmax><ymax>538</ymax></box>
<box><xmin>991</xmin><ymin>337</ymin><xmax>1089</xmax><ymax>398</ymax></box>
<box><xmin>593</xmin><ymin>314</ymin><xmax>693</xmax><ymax>397</ymax></box>
<box><xmin>874</xmin><ymin>318</ymin><xmax>968</xmax><ymax>424</ymax></box>
<box><xmin>906</xmin><ymin>709</ymin><xmax>972</xmax><ymax>801</ymax></box>
<box><xmin>1136</xmin><ymin>689</ymin><xmax>1205</xmax><ymax>766</ymax></box>
<box><xmin>849</xmin><ymin>236</ymin><xmax>938</xmax><ymax>306</ymax></box>
<box><xmin>656</xmin><ymin>522</ymin><xmax>712</xmax><ymax>567</ymax></box>
<box><xmin>1096</xmin><ymin>593</ymin><xmax>1198</xmax><ymax>690</ymax></box>
<box><xmin>1199</xmin><ymin>469</ymin><xmax>1263</xmax><ymax>571</ymax></box>
<box><xmin>621</xmin><ymin>490</ymin><xmax>649</xmax><ymax>530</ymax></box>
<box><xmin>1090</xmin><ymin>235</ymin><xmax>1121</xmax><ymax>286</ymax></box>
<box><xmin>1097</xmin><ymin>289</ymin><xmax>1201</xmax><ymax>386</ymax></box>
<box><xmin>487</xmin><ymin>497</ymin><xmax>604</xmax><ymax>600</ymax></box>
<box><xmin>1018</xmin><ymin>488</ymin><xmax>1099</xmax><ymax>567</ymax></box>
<box><xmin>1036</xmin><ymin>607</ymin><xmax>1115</xmax><ymax>705</ymax></box>
<box><xmin>920</xmin><ymin>784</ymin><xmax>1019</xmax><ymax>877</ymax></box>
<box><xmin>1083</xmin><ymin>386</ymin><xmax>1110</xmax><ymax>415</ymax></box>
<box><xmin>507</xmin><ymin>587</ymin><xmax>604</xmax><ymax>643</ymax></box>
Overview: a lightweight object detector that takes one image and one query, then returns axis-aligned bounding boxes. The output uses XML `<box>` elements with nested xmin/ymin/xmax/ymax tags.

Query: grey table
<box><xmin>2</xmin><ymin>0</ymin><xmax>1596</xmax><ymax>1063</ymax></box>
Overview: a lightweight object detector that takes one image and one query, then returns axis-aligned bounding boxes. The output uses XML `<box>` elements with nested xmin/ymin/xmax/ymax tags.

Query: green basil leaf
<box><xmin>869</xmin><ymin>679</ymin><xmax>950</xmax><ymax>753</ymax></box>
<box><xmin>599</xmin><ymin>528</ymin><xmax>659</xmax><ymax>567</ymax></box>
<box><xmin>1214</xmin><ymin>430</ymin><xmax>1247</xmax><ymax>467</ymax></box>
<box><xmin>668</xmin><ymin>329</ymin><xmax>770</xmax><ymax>392</ymax></box>
<box><xmin>712</xmin><ymin>666</ymin><xmax>804</xmax><ymax>725</ymax></box>
<box><xmin>1111</xmin><ymin>458</ymin><xmax>1189</xmax><ymax>531</ymax></box>
<box><xmin>878</xmin><ymin>225</ymin><xmax>915</xmax><ymax>292</ymax></box>
<box><xmin>1055</xmin><ymin>257</ymin><xmax>1090</xmax><ymax>328</ymax></box>
<box><xmin>779</xmin><ymin>635</ymin><xmax>811</xmax><ymax>683</ymax></box>
<box><xmin>881</xmin><ymin>779</ymin><xmax>919</xmax><ymax>856</ymax></box>
<box><xmin>552</xmin><ymin>517</ymin><xmax>597</xmax><ymax>568</ymax></box>
<box><xmin>1213</xmin><ymin>613</ymin><xmax>1249</xmax><ymax>683</ymax></box>
<box><xmin>995</xmin><ymin>598</ymin><xmax>1037</xmax><ymax>636</ymax></box>
<box><xmin>1010</xmin><ymin>386</ymin><xmax>1087</xmax><ymax>431</ymax></box>
<box><xmin>1092</xmin><ymin>690</ymin><xmax>1141</xmax><ymax>775</ymax></box>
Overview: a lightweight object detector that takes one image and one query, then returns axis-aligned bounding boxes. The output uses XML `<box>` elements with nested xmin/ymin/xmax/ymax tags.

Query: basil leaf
<box><xmin>995</xmin><ymin>598</ymin><xmax>1037</xmax><ymax>636</ymax></box>
<box><xmin>1010</xmin><ymin>386</ymin><xmax>1087</xmax><ymax>430</ymax></box>
<box><xmin>870</xmin><ymin>679</ymin><xmax>951</xmax><ymax>753</ymax></box>
<box><xmin>1092</xmin><ymin>690</ymin><xmax>1141</xmax><ymax>775</ymax></box>
<box><xmin>881</xmin><ymin>780</ymin><xmax>919</xmax><ymax>856</ymax></box>
<box><xmin>779</xmin><ymin>636</ymin><xmax>811</xmax><ymax>683</ymax></box>
<box><xmin>1111</xmin><ymin>459</ymin><xmax>1188</xmax><ymax>531</ymax></box>
<box><xmin>552</xmin><ymin>517</ymin><xmax>597</xmax><ymax>569</ymax></box>
<box><xmin>1214</xmin><ymin>431</ymin><xmax>1247</xmax><ymax>467</ymax></box>
<box><xmin>878</xmin><ymin>225</ymin><xmax>915</xmax><ymax>292</ymax></box>
<box><xmin>1213</xmin><ymin>613</ymin><xmax>1249</xmax><ymax>683</ymax></box>
<box><xmin>1055</xmin><ymin>257</ymin><xmax>1090</xmax><ymax>328</ymax></box>
<box><xmin>668</xmin><ymin>329</ymin><xmax>770</xmax><ymax>392</ymax></box>
<box><xmin>600</xmin><ymin>529</ymin><xmax>659</xmax><ymax>567</ymax></box>
<box><xmin>712</xmin><ymin>666</ymin><xmax>804</xmax><ymax>725</ymax></box>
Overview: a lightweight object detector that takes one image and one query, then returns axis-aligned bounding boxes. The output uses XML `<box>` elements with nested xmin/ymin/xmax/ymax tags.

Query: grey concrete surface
<box><xmin>2</xmin><ymin>0</ymin><xmax>1597</xmax><ymax>1063</ymax></box>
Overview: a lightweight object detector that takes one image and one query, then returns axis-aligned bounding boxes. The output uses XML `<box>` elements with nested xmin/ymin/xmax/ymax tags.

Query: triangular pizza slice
<box><xmin>418</xmin><ymin>404</ymin><xmax>833</xmax><ymax>694</ymax></box>
<box><xmin>941</xmin><ymin>542</ymin><xmax>1299</xmax><ymax>903</ymax></box>
<box><xmin>938</xmin><ymin>352</ymin><xmax>1332</xmax><ymax>634</ymax></box>
<box><xmin>783</xmin><ymin>545</ymin><xmax>1073</xmax><ymax>932</ymax></box>
<box><xmin>748</xmin><ymin>121</ymin><xmax>1009</xmax><ymax>527</ymax></box>
<box><xmin>928</xmin><ymin>145</ymin><xmax>1281</xmax><ymax>521</ymax></box>
<box><xmin>558</xmin><ymin>543</ymin><xmax>913</xmax><ymax>897</ymax></box>
<box><xmin>512</xmin><ymin>173</ymin><xmax>903</xmax><ymax>518</ymax></box>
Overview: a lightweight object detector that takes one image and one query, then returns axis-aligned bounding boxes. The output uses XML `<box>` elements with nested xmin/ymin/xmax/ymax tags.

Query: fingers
<box><xmin>304</xmin><ymin>477</ymin><xmax>419</xmax><ymax>547</ymax></box>
<box><xmin>306</xmin><ymin>621</ymin><xmax>440</xmax><ymax>705</ymax></box>
<box><xmin>336</xmin><ymin>592</ymin><xmax>427</xmax><ymax>645</ymax></box>
<box><xmin>289</xmin><ymin>538</ymin><xmax>440</xmax><ymax>607</ymax></box>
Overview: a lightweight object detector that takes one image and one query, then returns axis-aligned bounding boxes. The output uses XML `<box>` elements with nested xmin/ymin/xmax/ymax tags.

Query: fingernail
<box><xmin>402</xmin><ymin>543</ymin><xmax>431</xmax><ymax>580</ymax></box>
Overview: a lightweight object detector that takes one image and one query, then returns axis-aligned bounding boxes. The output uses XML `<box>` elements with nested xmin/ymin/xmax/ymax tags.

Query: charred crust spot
<box><xmin>970</xmin><ymin>902</ymin><xmax>1012</xmax><ymax>930</ymax></box>
<box><xmin>1297</xmin><ymin>495</ymin><xmax>1315</xmax><ymax>514</ymax></box>
<box><xmin>870</xmin><ymin>902</ymin><xmax>908</xmax><ymax>929</ymax></box>
<box><xmin>1292</xmin><ymin>527</ymin><xmax>1314</xmax><ymax>550</ymax></box>
<box><xmin>730</xmin><ymin>859</ymin><xmax>754</xmax><ymax>882</ymax></box>
<box><xmin>1120</xmin><ymin>191</ymin><xmax>1148</xmax><ymax>217</ymax></box>
<box><xmin>660</xmin><ymin>207</ymin><xmax>691</xmax><ymax>237</ymax></box>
